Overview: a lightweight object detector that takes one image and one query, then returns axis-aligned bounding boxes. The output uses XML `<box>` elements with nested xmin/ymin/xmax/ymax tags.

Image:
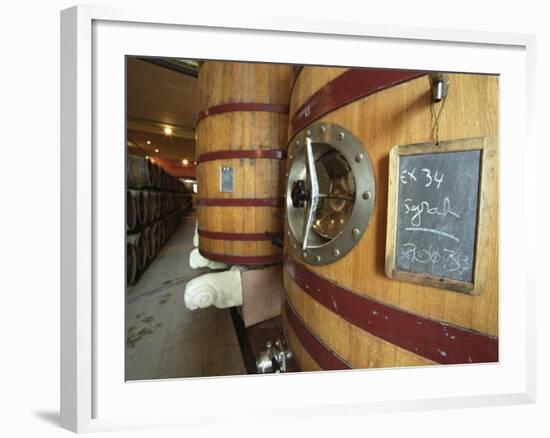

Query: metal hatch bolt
<box><xmin>291</xmin><ymin>180</ymin><xmax>309</xmax><ymax>208</ymax></box>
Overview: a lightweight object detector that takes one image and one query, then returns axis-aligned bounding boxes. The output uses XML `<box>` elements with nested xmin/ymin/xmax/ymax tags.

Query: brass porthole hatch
<box><xmin>286</xmin><ymin>122</ymin><xmax>376</xmax><ymax>265</ymax></box>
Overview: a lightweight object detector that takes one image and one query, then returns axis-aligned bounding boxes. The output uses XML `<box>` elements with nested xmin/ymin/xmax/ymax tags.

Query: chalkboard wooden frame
<box><xmin>385</xmin><ymin>137</ymin><xmax>494</xmax><ymax>294</ymax></box>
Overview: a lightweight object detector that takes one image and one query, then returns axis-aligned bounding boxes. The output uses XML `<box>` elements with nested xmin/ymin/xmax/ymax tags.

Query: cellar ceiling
<box><xmin>126</xmin><ymin>57</ymin><xmax>198</xmax><ymax>161</ymax></box>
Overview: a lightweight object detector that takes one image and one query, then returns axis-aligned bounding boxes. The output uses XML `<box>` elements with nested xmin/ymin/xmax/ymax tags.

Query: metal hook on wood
<box><xmin>430</xmin><ymin>74</ymin><xmax>449</xmax><ymax>145</ymax></box>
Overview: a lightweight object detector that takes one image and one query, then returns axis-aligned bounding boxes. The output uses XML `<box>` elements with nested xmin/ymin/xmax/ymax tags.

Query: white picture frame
<box><xmin>60</xmin><ymin>5</ymin><xmax>536</xmax><ymax>433</ymax></box>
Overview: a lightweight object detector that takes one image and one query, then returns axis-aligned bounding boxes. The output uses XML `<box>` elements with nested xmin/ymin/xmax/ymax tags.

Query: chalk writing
<box><xmin>394</xmin><ymin>150</ymin><xmax>481</xmax><ymax>283</ymax></box>
<box><xmin>403</xmin><ymin>198</ymin><xmax>460</xmax><ymax>227</ymax></box>
<box><xmin>404</xmin><ymin>227</ymin><xmax>459</xmax><ymax>243</ymax></box>
<box><xmin>400</xmin><ymin>167</ymin><xmax>444</xmax><ymax>189</ymax></box>
<box><xmin>398</xmin><ymin>243</ymin><xmax>471</xmax><ymax>274</ymax></box>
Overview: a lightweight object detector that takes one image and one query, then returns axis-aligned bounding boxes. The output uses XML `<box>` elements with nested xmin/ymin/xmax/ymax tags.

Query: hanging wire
<box><xmin>430</xmin><ymin>78</ymin><xmax>449</xmax><ymax>146</ymax></box>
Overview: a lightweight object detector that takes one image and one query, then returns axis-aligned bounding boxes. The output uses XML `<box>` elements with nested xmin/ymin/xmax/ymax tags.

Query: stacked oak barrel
<box><xmin>127</xmin><ymin>154</ymin><xmax>192</xmax><ymax>285</ymax></box>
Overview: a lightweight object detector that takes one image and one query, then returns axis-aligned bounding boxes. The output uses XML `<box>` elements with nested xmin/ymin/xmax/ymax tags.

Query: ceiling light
<box><xmin>146</xmin><ymin>140</ymin><xmax>151</xmax><ymax>145</ymax></box>
<box><xmin>145</xmin><ymin>155</ymin><xmax>150</xmax><ymax>159</ymax></box>
<box><xmin>182</xmin><ymin>159</ymin><xmax>189</xmax><ymax>166</ymax></box>
<box><xmin>155</xmin><ymin>148</ymin><xmax>159</xmax><ymax>153</ymax></box>
<box><xmin>163</xmin><ymin>127</ymin><xmax>173</xmax><ymax>136</ymax></box>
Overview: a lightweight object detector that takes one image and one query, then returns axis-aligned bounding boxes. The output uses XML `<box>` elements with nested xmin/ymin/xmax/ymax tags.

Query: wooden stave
<box><xmin>144</xmin><ymin>226</ymin><xmax>156</xmax><ymax>261</ymax></box>
<box><xmin>142</xmin><ymin>191</ymin><xmax>153</xmax><ymax>225</ymax></box>
<box><xmin>283</xmin><ymin>68</ymin><xmax>499</xmax><ymax>371</ymax></box>
<box><xmin>135</xmin><ymin>190</ymin><xmax>146</xmax><ymax>227</ymax></box>
<box><xmin>126</xmin><ymin>241</ymin><xmax>138</xmax><ymax>286</ymax></box>
<box><xmin>127</xmin><ymin>232</ymin><xmax>147</xmax><ymax>274</ymax></box>
<box><xmin>126</xmin><ymin>190</ymin><xmax>137</xmax><ymax>232</ymax></box>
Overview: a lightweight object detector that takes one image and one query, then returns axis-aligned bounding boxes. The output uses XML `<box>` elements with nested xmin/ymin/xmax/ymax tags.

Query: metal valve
<box><xmin>256</xmin><ymin>338</ymin><xmax>293</xmax><ymax>373</ymax></box>
<box><xmin>291</xmin><ymin>180</ymin><xmax>308</xmax><ymax>208</ymax></box>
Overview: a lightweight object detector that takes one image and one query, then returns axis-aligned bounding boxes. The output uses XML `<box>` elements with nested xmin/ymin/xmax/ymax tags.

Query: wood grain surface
<box><xmin>196</xmin><ymin>62</ymin><xmax>292</xmax><ymax>263</ymax></box>
<box><xmin>283</xmin><ymin>67</ymin><xmax>499</xmax><ymax>370</ymax></box>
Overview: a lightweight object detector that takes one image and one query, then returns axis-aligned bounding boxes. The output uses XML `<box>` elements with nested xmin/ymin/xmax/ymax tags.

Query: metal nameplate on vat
<box><xmin>220</xmin><ymin>166</ymin><xmax>234</xmax><ymax>192</ymax></box>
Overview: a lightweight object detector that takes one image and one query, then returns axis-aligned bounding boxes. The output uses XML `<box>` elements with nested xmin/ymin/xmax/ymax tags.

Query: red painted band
<box><xmin>198</xmin><ymin>229</ymin><xmax>283</xmax><ymax>241</ymax></box>
<box><xmin>196</xmin><ymin>198</ymin><xmax>284</xmax><ymax>207</ymax></box>
<box><xmin>198</xmin><ymin>249</ymin><xmax>282</xmax><ymax>265</ymax></box>
<box><xmin>285</xmin><ymin>258</ymin><xmax>498</xmax><ymax>365</ymax></box>
<box><xmin>284</xmin><ymin>299</ymin><xmax>351</xmax><ymax>371</ymax></box>
<box><xmin>197</xmin><ymin>102</ymin><xmax>289</xmax><ymax>124</ymax></box>
<box><xmin>197</xmin><ymin>149</ymin><xmax>287</xmax><ymax>164</ymax></box>
<box><xmin>289</xmin><ymin>68</ymin><xmax>426</xmax><ymax>139</ymax></box>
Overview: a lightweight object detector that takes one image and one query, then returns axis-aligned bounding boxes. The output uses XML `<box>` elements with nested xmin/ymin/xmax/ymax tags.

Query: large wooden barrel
<box><xmin>196</xmin><ymin>61</ymin><xmax>292</xmax><ymax>265</ymax></box>
<box><xmin>282</xmin><ymin>67</ymin><xmax>499</xmax><ymax>371</ymax></box>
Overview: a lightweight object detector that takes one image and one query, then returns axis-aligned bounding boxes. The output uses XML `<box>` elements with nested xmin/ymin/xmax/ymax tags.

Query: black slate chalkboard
<box><xmin>394</xmin><ymin>150</ymin><xmax>481</xmax><ymax>283</ymax></box>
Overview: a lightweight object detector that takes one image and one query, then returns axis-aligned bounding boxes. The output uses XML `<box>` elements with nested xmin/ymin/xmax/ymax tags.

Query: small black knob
<box><xmin>291</xmin><ymin>180</ymin><xmax>308</xmax><ymax>208</ymax></box>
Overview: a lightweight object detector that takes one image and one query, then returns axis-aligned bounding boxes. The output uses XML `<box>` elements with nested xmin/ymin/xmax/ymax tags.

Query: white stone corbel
<box><xmin>184</xmin><ymin>266</ymin><xmax>244</xmax><ymax>310</ymax></box>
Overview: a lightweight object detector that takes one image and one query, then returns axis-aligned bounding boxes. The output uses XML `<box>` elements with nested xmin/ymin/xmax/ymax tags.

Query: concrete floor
<box><xmin>125</xmin><ymin>214</ymin><xmax>246</xmax><ymax>380</ymax></box>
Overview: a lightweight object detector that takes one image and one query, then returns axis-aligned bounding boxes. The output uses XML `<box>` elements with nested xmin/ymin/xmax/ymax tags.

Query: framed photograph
<box><xmin>61</xmin><ymin>5</ymin><xmax>535</xmax><ymax>433</ymax></box>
